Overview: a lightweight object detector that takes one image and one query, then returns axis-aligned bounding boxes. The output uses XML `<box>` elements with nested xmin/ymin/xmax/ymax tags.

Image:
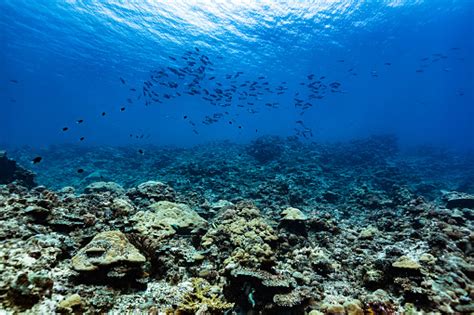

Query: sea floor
<box><xmin>0</xmin><ymin>135</ymin><xmax>473</xmax><ymax>314</ymax></box>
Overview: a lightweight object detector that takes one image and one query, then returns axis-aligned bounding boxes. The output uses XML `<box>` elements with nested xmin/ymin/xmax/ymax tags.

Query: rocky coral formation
<box><xmin>71</xmin><ymin>231</ymin><xmax>146</xmax><ymax>285</ymax></box>
<box><xmin>444</xmin><ymin>191</ymin><xmax>474</xmax><ymax>209</ymax></box>
<box><xmin>246</xmin><ymin>135</ymin><xmax>284</xmax><ymax>163</ymax></box>
<box><xmin>126</xmin><ymin>180</ymin><xmax>176</xmax><ymax>207</ymax></box>
<box><xmin>84</xmin><ymin>181</ymin><xmax>125</xmax><ymax>195</ymax></box>
<box><xmin>131</xmin><ymin>200</ymin><xmax>207</xmax><ymax>239</ymax></box>
<box><xmin>0</xmin><ymin>151</ymin><xmax>36</xmax><ymax>188</ymax></box>
<box><xmin>201</xmin><ymin>201</ymin><xmax>278</xmax><ymax>270</ymax></box>
<box><xmin>1</xmin><ymin>137</ymin><xmax>473</xmax><ymax>313</ymax></box>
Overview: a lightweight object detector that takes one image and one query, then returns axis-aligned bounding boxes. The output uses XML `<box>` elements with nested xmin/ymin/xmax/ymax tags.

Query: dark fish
<box><xmin>32</xmin><ymin>156</ymin><xmax>42</xmax><ymax>164</ymax></box>
<box><xmin>130</xmin><ymin>88</ymin><xmax>136</xmax><ymax>91</ymax></box>
<box><xmin>138</xmin><ymin>149</ymin><xmax>144</xmax><ymax>155</ymax></box>
<box><xmin>120</xmin><ymin>77</ymin><xmax>126</xmax><ymax>84</ymax></box>
<box><xmin>10</xmin><ymin>79</ymin><xmax>19</xmax><ymax>83</ymax></box>
<box><xmin>169</xmin><ymin>56</ymin><xmax>177</xmax><ymax>61</ymax></box>
<box><xmin>416</xmin><ymin>69</ymin><xmax>424</xmax><ymax>73</ymax></box>
<box><xmin>209</xmin><ymin>76</ymin><xmax>215</xmax><ymax>80</ymax></box>
<box><xmin>62</xmin><ymin>127</ymin><xmax>69</xmax><ymax>132</ymax></box>
<box><xmin>384</xmin><ymin>62</ymin><xmax>392</xmax><ymax>66</ymax></box>
<box><xmin>77</xmin><ymin>168</ymin><xmax>84</xmax><ymax>174</ymax></box>
<box><xmin>337</xmin><ymin>59</ymin><xmax>345</xmax><ymax>62</ymax></box>
<box><xmin>77</xmin><ymin>119</ymin><xmax>84</xmax><ymax>124</ymax></box>
<box><xmin>183</xmin><ymin>115</ymin><xmax>188</xmax><ymax>119</ymax></box>
<box><xmin>101</xmin><ymin>112</ymin><xmax>106</xmax><ymax>116</ymax></box>
<box><xmin>79</xmin><ymin>137</ymin><xmax>85</xmax><ymax>141</ymax></box>
<box><xmin>120</xmin><ymin>107</ymin><xmax>126</xmax><ymax>111</ymax></box>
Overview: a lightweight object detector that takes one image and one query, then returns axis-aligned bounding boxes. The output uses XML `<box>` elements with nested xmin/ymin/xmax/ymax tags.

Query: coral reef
<box><xmin>131</xmin><ymin>200</ymin><xmax>207</xmax><ymax>239</ymax></box>
<box><xmin>246</xmin><ymin>135</ymin><xmax>285</xmax><ymax>163</ymax></box>
<box><xmin>0</xmin><ymin>151</ymin><xmax>36</xmax><ymax>188</ymax></box>
<box><xmin>71</xmin><ymin>230</ymin><xmax>146</xmax><ymax>286</ymax></box>
<box><xmin>0</xmin><ymin>136</ymin><xmax>473</xmax><ymax>313</ymax></box>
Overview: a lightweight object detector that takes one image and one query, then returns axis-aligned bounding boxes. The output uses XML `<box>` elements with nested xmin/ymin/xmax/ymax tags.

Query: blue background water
<box><xmin>1</xmin><ymin>0</ymin><xmax>473</xmax><ymax>149</ymax></box>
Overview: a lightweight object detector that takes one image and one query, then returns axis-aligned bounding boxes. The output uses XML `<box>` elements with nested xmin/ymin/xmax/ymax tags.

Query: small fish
<box><xmin>183</xmin><ymin>115</ymin><xmax>188</xmax><ymax>119</ymax></box>
<box><xmin>32</xmin><ymin>156</ymin><xmax>42</xmax><ymax>164</ymax></box>
<box><xmin>77</xmin><ymin>168</ymin><xmax>84</xmax><ymax>174</ymax></box>
<box><xmin>120</xmin><ymin>77</ymin><xmax>126</xmax><ymax>84</ymax></box>
<box><xmin>10</xmin><ymin>79</ymin><xmax>19</xmax><ymax>83</ymax></box>
<box><xmin>77</xmin><ymin>119</ymin><xmax>84</xmax><ymax>124</ymax></box>
<box><xmin>101</xmin><ymin>112</ymin><xmax>106</xmax><ymax>116</ymax></box>
<box><xmin>138</xmin><ymin>149</ymin><xmax>144</xmax><ymax>155</ymax></box>
<box><xmin>62</xmin><ymin>127</ymin><xmax>69</xmax><ymax>132</ymax></box>
<box><xmin>79</xmin><ymin>137</ymin><xmax>85</xmax><ymax>141</ymax></box>
<box><xmin>120</xmin><ymin>107</ymin><xmax>126</xmax><ymax>111</ymax></box>
<box><xmin>169</xmin><ymin>56</ymin><xmax>176</xmax><ymax>61</ymax></box>
<box><xmin>384</xmin><ymin>62</ymin><xmax>391</xmax><ymax>66</ymax></box>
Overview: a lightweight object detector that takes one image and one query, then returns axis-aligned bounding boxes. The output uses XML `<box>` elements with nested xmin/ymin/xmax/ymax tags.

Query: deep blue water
<box><xmin>1</xmin><ymin>0</ymin><xmax>473</xmax><ymax>149</ymax></box>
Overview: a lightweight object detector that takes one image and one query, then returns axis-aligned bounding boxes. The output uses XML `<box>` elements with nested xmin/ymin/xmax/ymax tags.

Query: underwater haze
<box><xmin>1</xmin><ymin>0</ymin><xmax>473</xmax><ymax>149</ymax></box>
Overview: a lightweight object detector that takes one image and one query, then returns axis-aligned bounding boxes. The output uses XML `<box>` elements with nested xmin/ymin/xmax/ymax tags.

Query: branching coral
<box><xmin>174</xmin><ymin>278</ymin><xmax>233</xmax><ymax>314</ymax></box>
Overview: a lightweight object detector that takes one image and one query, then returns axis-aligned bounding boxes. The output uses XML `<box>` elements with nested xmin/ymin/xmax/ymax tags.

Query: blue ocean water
<box><xmin>1</xmin><ymin>0</ymin><xmax>473</xmax><ymax>149</ymax></box>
